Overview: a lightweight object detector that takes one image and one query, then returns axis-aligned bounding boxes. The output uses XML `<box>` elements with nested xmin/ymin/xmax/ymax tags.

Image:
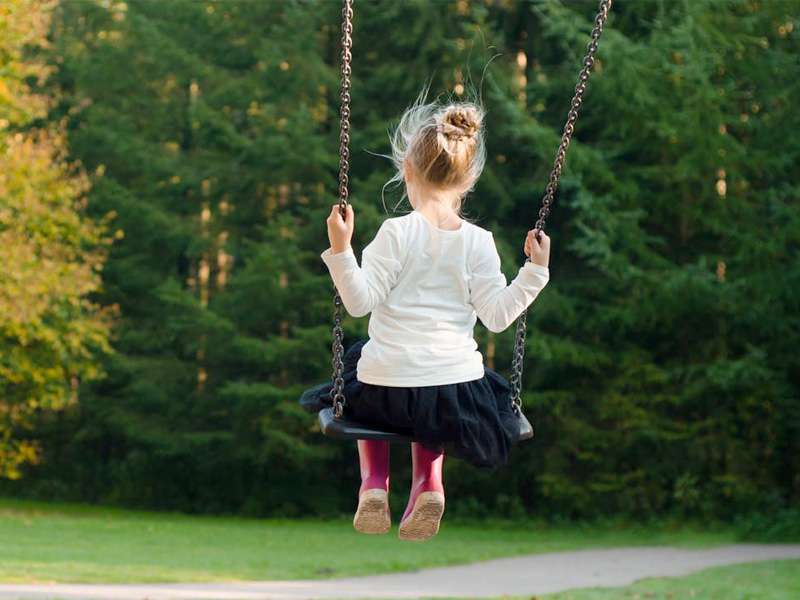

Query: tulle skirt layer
<box><xmin>299</xmin><ymin>338</ymin><xmax>520</xmax><ymax>469</ymax></box>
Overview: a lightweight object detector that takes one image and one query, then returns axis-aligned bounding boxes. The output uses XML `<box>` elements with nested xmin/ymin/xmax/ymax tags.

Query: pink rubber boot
<box><xmin>353</xmin><ymin>439</ymin><xmax>391</xmax><ymax>534</ymax></box>
<box><xmin>399</xmin><ymin>441</ymin><xmax>445</xmax><ymax>541</ymax></box>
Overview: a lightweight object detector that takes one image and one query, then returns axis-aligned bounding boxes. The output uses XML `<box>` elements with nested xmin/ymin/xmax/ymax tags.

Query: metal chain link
<box><xmin>509</xmin><ymin>0</ymin><xmax>612</xmax><ymax>414</ymax></box>
<box><xmin>509</xmin><ymin>304</ymin><xmax>528</xmax><ymax>415</ymax></box>
<box><xmin>330</xmin><ymin>0</ymin><xmax>354</xmax><ymax>419</ymax></box>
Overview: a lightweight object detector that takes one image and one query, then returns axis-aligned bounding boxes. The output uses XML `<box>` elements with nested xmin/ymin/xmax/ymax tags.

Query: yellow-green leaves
<box><xmin>0</xmin><ymin>0</ymin><xmax>111</xmax><ymax>479</ymax></box>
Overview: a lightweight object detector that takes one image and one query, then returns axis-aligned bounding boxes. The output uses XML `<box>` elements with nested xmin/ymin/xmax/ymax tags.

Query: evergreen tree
<box><xmin>481</xmin><ymin>0</ymin><xmax>800</xmax><ymax>518</ymax></box>
<box><xmin>18</xmin><ymin>0</ymin><xmax>348</xmax><ymax>514</ymax></box>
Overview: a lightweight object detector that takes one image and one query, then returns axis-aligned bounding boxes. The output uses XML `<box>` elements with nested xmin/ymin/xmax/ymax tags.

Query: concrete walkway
<box><xmin>1</xmin><ymin>544</ymin><xmax>799</xmax><ymax>600</ymax></box>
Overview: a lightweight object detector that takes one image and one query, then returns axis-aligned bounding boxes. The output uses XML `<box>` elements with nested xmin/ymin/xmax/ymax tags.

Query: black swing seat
<box><xmin>318</xmin><ymin>407</ymin><xmax>414</xmax><ymax>443</ymax></box>
<box><xmin>318</xmin><ymin>406</ymin><xmax>534</xmax><ymax>443</ymax></box>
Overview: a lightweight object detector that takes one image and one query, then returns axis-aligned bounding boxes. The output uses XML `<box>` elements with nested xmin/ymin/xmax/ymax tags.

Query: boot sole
<box><xmin>353</xmin><ymin>489</ymin><xmax>391</xmax><ymax>534</ymax></box>
<box><xmin>398</xmin><ymin>491</ymin><xmax>445</xmax><ymax>542</ymax></box>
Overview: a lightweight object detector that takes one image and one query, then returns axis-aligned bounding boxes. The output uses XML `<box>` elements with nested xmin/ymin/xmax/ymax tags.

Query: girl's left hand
<box><xmin>327</xmin><ymin>203</ymin><xmax>354</xmax><ymax>254</ymax></box>
<box><xmin>524</xmin><ymin>228</ymin><xmax>550</xmax><ymax>267</ymax></box>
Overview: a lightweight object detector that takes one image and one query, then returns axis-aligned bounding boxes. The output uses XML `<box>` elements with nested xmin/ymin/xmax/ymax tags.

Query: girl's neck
<box><xmin>407</xmin><ymin>186</ymin><xmax>462</xmax><ymax>231</ymax></box>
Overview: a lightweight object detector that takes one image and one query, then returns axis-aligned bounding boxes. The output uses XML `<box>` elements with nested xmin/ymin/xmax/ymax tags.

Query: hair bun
<box><xmin>437</xmin><ymin>105</ymin><xmax>481</xmax><ymax>142</ymax></box>
<box><xmin>388</xmin><ymin>91</ymin><xmax>486</xmax><ymax>199</ymax></box>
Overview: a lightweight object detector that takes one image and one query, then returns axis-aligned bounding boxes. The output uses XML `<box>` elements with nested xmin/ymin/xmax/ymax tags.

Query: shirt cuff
<box><xmin>522</xmin><ymin>260</ymin><xmax>550</xmax><ymax>279</ymax></box>
<box><xmin>321</xmin><ymin>246</ymin><xmax>356</xmax><ymax>268</ymax></box>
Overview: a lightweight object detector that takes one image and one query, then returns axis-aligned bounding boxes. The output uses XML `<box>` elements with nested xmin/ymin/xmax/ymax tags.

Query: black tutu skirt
<box><xmin>298</xmin><ymin>338</ymin><xmax>521</xmax><ymax>469</ymax></box>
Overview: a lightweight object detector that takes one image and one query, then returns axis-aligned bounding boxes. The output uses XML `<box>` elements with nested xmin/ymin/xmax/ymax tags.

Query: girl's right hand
<box><xmin>327</xmin><ymin>203</ymin><xmax>355</xmax><ymax>254</ymax></box>
<box><xmin>524</xmin><ymin>229</ymin><xmax>550</xmax><ymax>267</ymax></box>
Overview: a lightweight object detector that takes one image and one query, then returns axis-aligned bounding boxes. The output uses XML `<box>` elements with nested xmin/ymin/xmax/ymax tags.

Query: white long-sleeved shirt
<box><xmin>320</xmin><ymin>209</ymin><xmax>549</xmax><ymax>386</ymax></box>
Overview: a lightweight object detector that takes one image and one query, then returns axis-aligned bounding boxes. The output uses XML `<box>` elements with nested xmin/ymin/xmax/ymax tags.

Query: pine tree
<box><xmin>23</xmin><ymin>0</ymin><xmax>346</xmax><ymax>513</ymax></box>
<box><xmin>481</xmin><ymin>0</ymin><xmax>800</xmax><ymax>517</ymax></box>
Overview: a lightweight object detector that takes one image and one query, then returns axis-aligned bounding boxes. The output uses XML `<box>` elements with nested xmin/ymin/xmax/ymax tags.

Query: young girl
<box><xmin>299</xmin><ymin>93</ymin><xmax>550</xmax><ymax>541</ymax></box>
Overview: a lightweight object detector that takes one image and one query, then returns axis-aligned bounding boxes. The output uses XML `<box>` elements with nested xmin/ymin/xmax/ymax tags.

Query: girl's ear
<box><xmin>404</xmin><ymin>160</ymin><xmax>413</xmax><ymax>183</ymax></box>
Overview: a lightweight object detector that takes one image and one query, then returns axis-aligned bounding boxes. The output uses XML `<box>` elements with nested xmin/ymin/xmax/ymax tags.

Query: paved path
<box><xmin>1</xmin><ymin>544</ymin><xmax>799</xmax><ymax>600</ymax></box>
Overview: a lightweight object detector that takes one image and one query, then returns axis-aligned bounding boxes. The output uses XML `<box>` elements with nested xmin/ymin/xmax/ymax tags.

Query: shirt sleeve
<box><xmin>468</xmin><ymin>230</ymin><xmax>550</xmax><ymax>333</ymax></box>
<box><xmin>320</xmin><ymin>219</ymin><xmax>404</xmax><ymax>318</ymax></box>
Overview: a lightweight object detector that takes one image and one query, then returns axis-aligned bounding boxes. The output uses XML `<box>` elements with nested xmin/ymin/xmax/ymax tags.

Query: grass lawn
<box><xmin>534</xmin><ymin>559</ymin><xmax>800</xmax><ymax>600</ymax></box>
<box><xmin>0</xmin><ymin>497</ymin><xmax>745</xmax><ymax>584</ymax></box>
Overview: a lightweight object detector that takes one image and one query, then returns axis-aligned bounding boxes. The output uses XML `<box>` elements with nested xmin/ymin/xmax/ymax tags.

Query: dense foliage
<box><xmin>3</xmin><ymin>0</ymin><xmax>798</xmax><ymax>520</ymax></box>
<box><xmin>0</xmin><ymin>0</ymin><xmax>110</xmax><ymax>479</ymax></box>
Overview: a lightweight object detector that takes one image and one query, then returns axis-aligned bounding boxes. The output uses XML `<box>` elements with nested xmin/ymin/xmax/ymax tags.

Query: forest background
<box><xmin>0</xmin><ymin>0</ymin><xmax>797</xmax><ymax>525</ymax></box>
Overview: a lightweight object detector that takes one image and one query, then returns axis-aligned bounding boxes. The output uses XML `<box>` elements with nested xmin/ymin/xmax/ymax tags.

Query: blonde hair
<box><xmin>383</xmin><ymin>85</ymin><xmax>486</xmax><ymax>217</ymax></box>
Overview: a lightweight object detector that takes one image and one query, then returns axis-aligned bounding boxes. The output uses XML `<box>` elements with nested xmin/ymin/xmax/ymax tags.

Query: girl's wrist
<box><xmin>331</xmin><ymin>243</ymin><xmax>351</xmax><ymax>255</ymax></box>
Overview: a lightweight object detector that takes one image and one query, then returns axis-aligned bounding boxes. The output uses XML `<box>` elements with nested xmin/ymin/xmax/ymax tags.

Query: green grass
<box><xmin>0</xmin><ymin>497</ymin><xmax>741</xmax><ymax>584</ymax></box>
<box><xmin>536</xmin><ymin>559</ymin><xmax>800</xmax><ymax>600</ymax></box>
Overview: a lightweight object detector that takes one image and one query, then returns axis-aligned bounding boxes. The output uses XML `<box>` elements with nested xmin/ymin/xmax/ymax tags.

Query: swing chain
<box><xmin>535</xmin><ymin>0</ymin><xmax>612</xmax><ymax>235</ymax></box>
<box><xmin>331</xmin><ymin>292</ymin><xmax>347</xmax><ymax>418</ymax></box>
<box><xmin>509</xmin><ymin>0</ymin><xmax>612</xmax><ymax>413</ymax></box>
<box><xmin>509</xmin><ymin>307</ymin><xmax>528</xmax><ymax>416</ymax></box>
<box><xmin>331</xmin><ymin>0</ymin><xmax>354</xmax><ymax>419</ymax></box>
<box><xmin>337</xmin><ymin>0</ymin><xmax>353</xmax><ymax>215</ymax></box>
